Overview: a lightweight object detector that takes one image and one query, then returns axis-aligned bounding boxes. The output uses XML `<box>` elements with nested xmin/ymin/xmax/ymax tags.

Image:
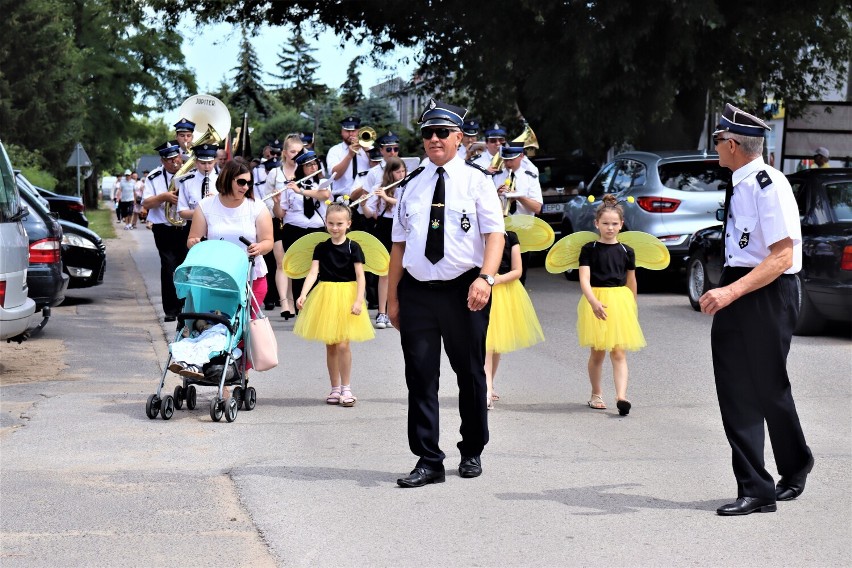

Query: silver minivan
<box><xmin>0</xmin><ymin>139</ymin><xmax>36</xmax><ymax>341</ymax></box>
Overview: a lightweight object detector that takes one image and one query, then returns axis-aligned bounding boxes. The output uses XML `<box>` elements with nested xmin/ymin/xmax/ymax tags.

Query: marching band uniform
<box><xmin>326</xmin><ymin>116</ymin><xmax>371</xmax><ymax>200</ymax></box>
<box><xmin>458</xmin><ymin>119</ymin><xmax>480</xmax><ymax>160</ymax></box>
<box><xmin>471</xmin><ymin>123</ymin><xmax>506</xmax><ymax>169</ymax></box>
<box><xmin>142</xmin><ymin>141</ymin><xmax>187</xmax><ymax>321</ymax></box>
<box><xmin>708</xmin><ymin>103</ymin><xmax>812</xmax><ymax>516</ymax></box>
<box><xmin>173</xmin><ymin>118</ymin><xmax>195</xmax><ymax>160</ymax></box>
<box><xmin>492</xmin><ymin>143</ymin><xmax>543</xmax><ymax>217</ymax></box>
<box><xmin>176</xmin><ymin>143</ymin><xmax>219</xmax><ymax>227</ymax></box>
<box><xmin>391</xmin><ymin>99</ymin><xmax>504</xmax><ymax>488</ymax></box>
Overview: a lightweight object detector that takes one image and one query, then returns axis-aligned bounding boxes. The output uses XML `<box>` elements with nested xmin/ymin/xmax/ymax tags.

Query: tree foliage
<box><xmin>147</xmin><ymin>0</ymin><xmax>852</xmax><ymax>158</ymax></box>
<box><xmin>271</xmin><ymin>29</ymin><xmax>327</xmax><ymax>108</ymax></box>
<box><xmin>340</xmin><ymin>57</ymin><xmax>366</xmax><ymax>108</ymax></box>
<box><xmin>229</xmin><ymin>26</ymin><xmax>272</xmax><ymax>121</ymax></box>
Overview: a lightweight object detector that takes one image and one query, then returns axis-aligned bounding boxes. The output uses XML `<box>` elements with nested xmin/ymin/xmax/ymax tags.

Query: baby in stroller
<box><xmin>168</xmin><ymin>311</ymin><xmax>240</xmax><ymax>379</ymax></box>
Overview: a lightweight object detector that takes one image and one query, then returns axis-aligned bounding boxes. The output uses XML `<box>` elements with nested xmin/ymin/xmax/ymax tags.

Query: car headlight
<box><xmin>62</xmin><ymin>233</ymin><xmax>97</xmax><ymax>249</ymax></box>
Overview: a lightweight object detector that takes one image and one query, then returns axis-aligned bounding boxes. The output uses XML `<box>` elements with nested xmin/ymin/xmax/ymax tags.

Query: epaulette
<box><xmin>756</xmin><ymin>170</ymin><xmax>772</xmax><ymax>189</ymax></box>
<box><xmin>524</xmin><ymin>170</ymin><xmax>538</xmax><ymax>179</ymax></box>
<box><xmin>399</xmin><ymin>166</ymin><xmax>425</xmax><ymax>188</ymax></box>
<box><xmin>178</xmin><ymin>171</ymin><xmax>196</xmax><ymax>182</ymax></box>
<box><xmin>147</xmin><ymin>170</ymin><xmax>162</xmax><ymax>181</ymax></box>
<box><xmin>466</xmin><ymin>160</ymin><xmax>493</xmax><ymax>176</ymax></box>
<box><xmin>357</xmin><ymin>171</ymin><xmax>369</xmax><ymax>177</ymax></box>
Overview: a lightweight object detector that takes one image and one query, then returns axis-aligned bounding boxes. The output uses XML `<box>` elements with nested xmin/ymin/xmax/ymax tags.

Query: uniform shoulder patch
<box><xmin>756</xmin><ymin>170</ymin><xmax>772</xmax><ymax>189</ymax></box>
<box><xmin>524</xmin><ymin>170</ymin><xmax>538</xmax><ymax>178</ymax></box>
<box><xmin>399</xmin><ymin>166</ymin><xmax>425</xmax><ymax>188</ymax></box>
<box><xmin>147</xmin><ymin>170</ymin><xmax>162</xmax><ymax>181</ymax></box>
<box><xmin>465</xmin><ymin>161</ymin><xmax>493</xmax><ymax>176</ymax></box>
<box><xmin>178</xmin><ymin>172</ymin><xmax>196</xmax><ymax>182</ymax></box>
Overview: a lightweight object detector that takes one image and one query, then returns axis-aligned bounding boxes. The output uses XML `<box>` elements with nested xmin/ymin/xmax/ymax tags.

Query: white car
<box><xmin>0</xmin><ymin>140</ymin><xmax>37</xmax><ymax>342</ymax></box>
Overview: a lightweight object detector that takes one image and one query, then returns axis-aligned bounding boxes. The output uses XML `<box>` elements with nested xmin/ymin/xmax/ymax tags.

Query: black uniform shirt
<box><xmin>579</xmin><ymin>241</ymin><xmax>635</xmax><ymax>287</ymax></box>
<box><xmin>313</xmin><ymin>238</ymin><xmax>365</xmax><ymax>282</ymax></box>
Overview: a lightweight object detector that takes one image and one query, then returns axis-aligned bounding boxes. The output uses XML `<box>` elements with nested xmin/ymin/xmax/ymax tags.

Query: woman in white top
<box><xmin>265</xmin><ymin>135</ymin><xmax>303</xmax><ymax>318</ymax></box>
<box><xmin>187</xmin><ymin>158</ymin><xmax>274</xmax><ymax>315</ymax></box>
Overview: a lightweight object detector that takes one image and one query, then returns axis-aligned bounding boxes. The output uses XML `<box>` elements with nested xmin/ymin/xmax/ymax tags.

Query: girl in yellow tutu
<box><xmin>485</xmin><ymin>230</ymin><xmax>544</xmax><ymax>409</ymax></box>
<box><xmin>294</xmin><ymin>203</ymin><xmax>375</xmax><ymax>406</ymax></box>
<box><xmin>578</xmin><ymin>194</ymin><xmax>645</xmax><ymax>416</ymax></box>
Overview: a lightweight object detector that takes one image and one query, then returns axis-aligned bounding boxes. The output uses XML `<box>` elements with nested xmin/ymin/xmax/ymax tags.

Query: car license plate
<box><xmin>543</xmin><ymin>203</ymin><xmax>563</xmax><ymax>213</ymax></box>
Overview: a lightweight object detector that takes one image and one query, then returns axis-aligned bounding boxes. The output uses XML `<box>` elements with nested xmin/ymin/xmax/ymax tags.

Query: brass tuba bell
<box><xmin>164</xmin><ymin>94</ymin><xmax>231</xmax><ymax>227</ymax></box>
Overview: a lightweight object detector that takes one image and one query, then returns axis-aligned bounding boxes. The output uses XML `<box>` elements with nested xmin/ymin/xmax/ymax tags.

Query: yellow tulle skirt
<box><xmin>486</xmin><ymin>279</ymin><xmax>545</xmax><ymax>353</ymax></box>
<box><xmin>577</xmin><ymin>286</ymin><xmax>646</xmax><ymax>352</ymax></box>
<box><xmin>293</xmin><ymin>281</ymin><xmax>375</xmax><ymax>345</ymax></box>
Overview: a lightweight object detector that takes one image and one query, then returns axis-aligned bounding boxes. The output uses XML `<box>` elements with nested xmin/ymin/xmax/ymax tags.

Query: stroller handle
<box><xmin>239</xmin><ymin>236</ymin><xmax>257</xmax><ymax>265</ymax></box>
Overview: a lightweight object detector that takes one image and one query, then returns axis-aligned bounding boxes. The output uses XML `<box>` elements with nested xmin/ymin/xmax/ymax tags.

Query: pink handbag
<box><xmin>249</xmin><ymin>315</ymin><xmax>278</xmax><ymax>371</ymax></box>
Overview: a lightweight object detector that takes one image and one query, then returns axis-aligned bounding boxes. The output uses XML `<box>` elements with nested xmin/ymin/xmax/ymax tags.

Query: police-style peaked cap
<box><xmin>340</xmin><ymin>116</ymin><xmax>361</xmax><ymax>130</ymax></box>
<box><xmin>500</xmin><ymin>142</ymin><xmax>525</xmax><ymax>159</ymax></box>
<box><xmin>174</xmin><ymin>118</ymin><xmax>196</xmax><ymax>133</ymax></box>
<box><xmin>484</xmin><ymin>123</ymin><xmax>507</xmax><ymax>138</ymax></box>
<box><xmin>462</xmin><ymin>120</ymin><xmax>480</xmax><ymax>136</ymax></box>
<box><xmin>295</xmin><ymin>150</ymin><xmax>319</xmax><ymax>166</ymax></box>
<box><xmin>419</xmin><ymin>98</ymin><xmax>466</xmax><ymax>128</ymax></box>
<box><xmin>192</xmin><ymin>143</ymin><xmax>219</xmax><ymax>162</ymax></box>
<box><xmin>713</xmin><ymin>103</ymin><xmax>771</xmax><ymax>137</ymax></box>
<box><xmin>155</xmin><ymin>141</ymin><xmax>181</xmax><ymax>159</ymax></box>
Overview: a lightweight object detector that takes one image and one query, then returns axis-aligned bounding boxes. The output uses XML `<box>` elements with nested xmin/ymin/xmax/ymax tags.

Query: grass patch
<box><xmin>88</xmin><ymin>202</ymin><xmax>118</xmax><ymax>239</ymax></box>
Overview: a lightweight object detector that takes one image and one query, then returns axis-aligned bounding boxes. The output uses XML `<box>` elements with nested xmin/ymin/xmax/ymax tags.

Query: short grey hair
<box><xmin>730</xmin><ymin>132</ymin><xmax>764</xmax><ymax>158</ymax></box>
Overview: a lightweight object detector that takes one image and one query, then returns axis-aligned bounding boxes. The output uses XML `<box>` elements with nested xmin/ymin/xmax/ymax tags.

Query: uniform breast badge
<box><xmin>460</xmin><ymin>213</ymin><xmax>471</xmax><ymax>233</ymax></box>
<box><xmin>739</xmin><ymin>232</ymin><xmax>750</xmax><ymax>249</ymax></box>
<box><xmin>431</xmin><ymin>219</ymin><xmax>441</xmax><ymax>230</ymax></box>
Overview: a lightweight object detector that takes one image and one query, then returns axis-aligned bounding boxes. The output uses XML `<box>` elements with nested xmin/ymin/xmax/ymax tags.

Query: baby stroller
<box><xmin>145</xmin><ymin>239</ymin><xmax>257</xmax><ymax>422</ymax></box>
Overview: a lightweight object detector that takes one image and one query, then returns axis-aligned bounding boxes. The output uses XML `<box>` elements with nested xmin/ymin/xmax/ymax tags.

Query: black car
<box><xmin>59</xmin><ymin>220</ymin><xmax>106</xmax><ymax>288</ymax></box>
<box><xmin>686</xmin><ymin>168</ymin><xmax>852</xmax><ymax>335</ymax></box>
<box><xmin>15</xmin><ymin>171</ymin><xmax>88</xmax><ymax>227</ymax></box>
<box><xmin>17</xmin><ymin>178</ymin><xmax>69</xmax><ymax>334</ymax></box>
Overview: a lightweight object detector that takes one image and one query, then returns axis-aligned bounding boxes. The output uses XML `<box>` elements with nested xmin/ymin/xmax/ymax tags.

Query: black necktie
<box><xmin>508</xmin><ymin>172</ymin><xmax>517</xmax><ymax>214</ymax></box>
<box><xmin>425</xmin><ymin>167</ymin><xmax>445</xmax><ymax>264</ymax></box>
<box><xmin>201</xmin><ymin>175</ymin><xmax>209</xmax><ymax>198</ymax></box>
<box><xmin>351</xmin><ymin>150</ymin><xmax>358</xmax><ymax>181</ymax></box>
<box><xmin>303</xmin><ymin>181</ymin><xmax>315</xmax><ymax>218</ymax></box>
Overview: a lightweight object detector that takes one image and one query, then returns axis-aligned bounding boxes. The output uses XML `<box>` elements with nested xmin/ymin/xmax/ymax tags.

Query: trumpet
<box><xmin>348</xmin><ymin>177</ymin><xmax>405</xmax><ymax>208</ymax></box>
<box><xmin>261</xmin><ymin>170</ymin><xmax>323</xmax><ymax>202</ymax></box>
<box><xmin>355</xmin><ymin>126</ymin><xmax>376</xmax><ymax>150</ymax></box>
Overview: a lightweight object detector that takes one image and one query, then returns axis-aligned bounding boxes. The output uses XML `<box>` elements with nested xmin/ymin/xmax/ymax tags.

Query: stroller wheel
<box><xmin>224</xmin><ymin>397</ymin><xmax>239</xmax><ymax>422</ymax></box>
<box><xmin>186</xmin><ymin>385</ymin><xmax>197</xmax><ymax>410</ymax></box>
<box><xmin>243</xmin><ymin>387</ymin><xmax>257</xmax><ymax>411</ymax></box>
<box><xmin>160</xmin><ymin>395</ymin><xmax>175</xmax><ymax>420</ymax></box>
<box><xmin>210</xmin><ymin>398</ymin><xmax>224</xmax><ymax>422</ymax></box>
<box><xmin>173</xmin><ymin>385</ymin><xmax>185</xmax><ymax>410</ymax></box>
<box><xmin>232</xmin><ymin>386</ymin><xmax>243</xmax><ymax>407</ymax></box>
<box><xmin>145</xmin><ymin>394</ymin><xmax>160</xmax><ymax>419</ymax></box>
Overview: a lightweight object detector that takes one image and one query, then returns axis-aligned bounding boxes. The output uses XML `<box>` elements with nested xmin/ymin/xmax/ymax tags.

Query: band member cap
<box><xmin>192</xmin><ymin>143</ymin><xmax>219</xmax><ymax>162</ymax></box>
<box><xmin>419</xmin><ymin>98</ymin><xmax>466</xmax><ymax>128</ymax></box>
<box><xmin>462</xmin><ymin>120</ymin><xmax>480</xmax><ymax>136</ymax></box>
<box><xmin>340</xmin><ymin>116</ymin><xmax>361</xmax><ymax>130</ymax></box>
<box><xmin>499</xmin><ymin>142</ymin><xmax>525</xmax><ymax>159</ymax></box>
<box><xmin>295</xmin><ymin>150</ymin><xmax>319</xmax><ymax>166</ymax></box>
<box><xmin>155</xmin><ymin>141</ymin><xmax>181</xmax><ymax>159</ymax></box>
<box><xmin>173</xmin><ymin>118</ymin><xmax>196</xmax><ymax>133</ymax></box>
<box><xmin>713</xmin><ymin>103</ymin><xmax>771</xmax><ymax>137</ymax></box>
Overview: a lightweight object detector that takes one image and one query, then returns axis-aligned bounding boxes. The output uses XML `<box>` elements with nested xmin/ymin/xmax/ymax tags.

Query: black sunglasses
<box><xmin>713</xmin><ymin>136</ymin><xmax>740</xmax><ymax>146</ymax></box>
<box><xmin>383</xmin><ymin>146</ymin><xmax>400</xmax><ymax>152</ymax></box>
<box><xmin>421</xmin><ymin>128</ymin><xmax>455</xmax><ymax>140</ymax></box>
<box><xmin>234</xmin><ymin>178</ymin><xmax>251</xmax><ymax>187</ymax></box>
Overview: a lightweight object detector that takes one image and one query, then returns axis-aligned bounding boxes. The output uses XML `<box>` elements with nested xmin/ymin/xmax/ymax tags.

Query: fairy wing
<box><xmin>348</xmin><ymin>230</ymin><xmax>390</xmax><ymax>276</ymax></box>
<box><xmin>618</xmin><ymin>231</ymin><xmax>671</xmax><ymax>270</ymax></box>
<box><xmin>504</xmin><ymin>215</ymin><xmax>556</xmax><ymax>253</ymax></box>
<box><xmin>545</xmin><ymin>231</ymin><xmax>598</xmax><ymax>273</ymax></box>
<box><xmin>282</xmin><ymin>232</ymin><xmax>330</xmax><ymax>278</ymax></box>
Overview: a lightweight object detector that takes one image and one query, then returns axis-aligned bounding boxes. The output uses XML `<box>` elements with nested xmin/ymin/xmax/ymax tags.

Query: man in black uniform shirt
<box><xmin>388</xmin><ymin>99</ymin><xmax>504</xmax><ymax>488</ymax></box>
<box><xmin>699</xmin><ymin>103</ymin><xmax>813</xmax><ymax>516</ymax></box>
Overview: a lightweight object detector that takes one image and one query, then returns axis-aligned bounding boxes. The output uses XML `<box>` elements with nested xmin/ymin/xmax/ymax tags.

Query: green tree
<box><xmin>149</xmin><ymin>0</ymin><xmax>852</xmax><ymax>159</ymax></box>
<box><xmin>230</xmin><ymin>26</ymin><xmax>272</xmax><ymax>121</ymax></box>
<box><xmin>340</xmin><ymin>57</ymin><xmax>365</xmax><ymax>108</ymax></box>
<box><xmin>271</xmin><ymin>29</ymin><xmax>327</xmax><ymax>108</ymax></box>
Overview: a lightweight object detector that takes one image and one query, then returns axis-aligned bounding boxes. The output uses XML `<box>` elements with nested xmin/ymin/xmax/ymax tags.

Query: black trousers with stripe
<box><xmin>398</xmin><ymin>269</ymin><xmax>490</xmax><ymax>470</ymax></box>
<box><xmin>711</xmin><ymin>268</ymin><xmax>810</xmax><ymax>499</ymax></box>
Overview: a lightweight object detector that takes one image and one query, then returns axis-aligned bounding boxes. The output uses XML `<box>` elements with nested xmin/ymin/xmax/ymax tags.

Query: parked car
<box><xmin>530</xmin><ymin>154</ymin><xmax>600</xmax><ymax>237</ymax></box>
<box><xmin>59</xmin><ymin>220</ymin><xmax>106</xmax><ymax>288</ymax></box>
<box><xmin>15</xmin><ymin>171</ymin><xmax>88</xmax><ymax>227</ymax></box>
<box><xmin>17</xmin><ymin>175</ymin><xmax>69</xmax><ymax>334</ymax></box>
<box><xmin>0</xmin><ymin>141</ymin><xmax>37</xmax><ymax>342</ymax></box>
<box><xmin>686</xmin><ymin>168</ymin><xmax>852</xmax><ymax>335</ymax></box>
<box><xmin>561</xmin><ymin>151</ymin><xmax>729</xmax><ymax>273</ymax></box>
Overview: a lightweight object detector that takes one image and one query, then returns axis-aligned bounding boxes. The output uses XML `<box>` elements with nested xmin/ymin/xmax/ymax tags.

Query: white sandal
<box><xmin>340</xmin><ymin>386</ymin><xmax>357</xmax><ymax>407</ymax></box>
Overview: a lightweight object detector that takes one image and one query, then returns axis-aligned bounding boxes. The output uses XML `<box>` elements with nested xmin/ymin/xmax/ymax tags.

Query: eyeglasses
<box><xmin>269</xmin><ymin>151</ymin><xmax>282</xmax><ymax>156</ymax></box>
<box><xmin>487</xmin><ymin>137</ymin><xmax>506</xmax><ymax>143</ymax></box>
<box><xmin>234</xmin><ymin>178</ymin><xmax>251</xmax><ymax>187</ymax></box>
<box><xmin>421</xmin><ymin>128</ymin><xmax>454</xmax><ymax>140</ymax></box>
<box><xmin>383</xmin><ymin>146</ymin><xmax>400</xmax><ymax>153</ymax></box>
<box><xmin>713</xmin><ymin>136</ymin><xmax>740</xmax><ymax>146</ymax></box>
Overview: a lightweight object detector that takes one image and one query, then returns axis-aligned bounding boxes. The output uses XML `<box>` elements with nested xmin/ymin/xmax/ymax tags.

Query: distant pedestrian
<box><xmin>700</xmin><ymin>103</ymin><xmax>812</xmax><ymax>517</ymax></box>
<box><xmin>293</xmin><ymin>203</ymin><xmax>374</xmax><ymax>407</ymax></box>
<box><xmin>812</xmin><ymin>147</ymin><xmax>831</xmax><ymax>168</ymax></box>
<box><xmin>117</xmin><ymin>170</ymin><xmax>136</xmax><ymax>230</ymax></box>
<box><xmin>577</xmin><ymin>194</ymin><xmax>645</xmax><ymax>416</ymax></box>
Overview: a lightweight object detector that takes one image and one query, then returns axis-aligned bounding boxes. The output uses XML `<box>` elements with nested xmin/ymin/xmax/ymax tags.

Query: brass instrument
<box><xmin>164</xmin><ymin>94</ymin><xmax>231</xmax><ymax>226</ymax></box>
<box><xmin>356</xmin><ymin>126</ymin><xmax>377</xmax><ymax>150</ymax></box>
<box><xmin>502</xmin><ymin>172</ymin><xmax>517</xmax><ymax>216</ymax></box>
<box><xmin>489</xmin><ymin>123</ymin><xmax>540</xmax><ymax>172</ymax></box>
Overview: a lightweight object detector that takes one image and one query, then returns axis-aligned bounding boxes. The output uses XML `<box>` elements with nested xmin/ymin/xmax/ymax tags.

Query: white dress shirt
<box><xmin>176</xmin><ymin>169</ymin><xmax>218</xmax><ymax>215</ymax></box>
<box><xmin>326</xmin><ymin>141</ymin><xmax>371</xmax><ymax>198</ymax></box>
<box><xmin>492</xmin><ymin>166</ymin><xmax>543</xmax><ymax>217</ymax></box>
<box><xmin>142</xmin><ymin>166</ymin><xmax>173</xmax><ymax>225</ymax></box>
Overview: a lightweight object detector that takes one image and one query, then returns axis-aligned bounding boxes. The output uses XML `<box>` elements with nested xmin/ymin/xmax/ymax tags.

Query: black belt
<box><xmin>723</xmin><ymin>266</ymin><xmax>796</xmax><ymax>280</ymax></box>
<box><xmin>404</xmin><ymin>267</ymin><xmax>479</xmax><ymax>289</ymax></box>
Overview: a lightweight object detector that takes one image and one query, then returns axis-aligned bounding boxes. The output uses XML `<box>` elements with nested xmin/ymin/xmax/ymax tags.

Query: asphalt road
<box><xmin>1</xmin><ymin>227</ymin><xmax>850</xmax><ymax>567</ymax></box>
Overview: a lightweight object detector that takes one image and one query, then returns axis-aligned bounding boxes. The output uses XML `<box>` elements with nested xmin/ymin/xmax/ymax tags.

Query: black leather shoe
<box><xmin>164</xmin><ymin>314</ymin><xmax>177</xmax><ymax>322</ymax></box>
<box><xmin>716</xmin><ymin>497</ymin><xmax>776</xmax><ymax>516</ymax></box>
<box><xmin>776</xmin><ymin>454</ymin><xmax>815</xmax><ymax>501</ymax></box>
<box><xmin>397</xmin><ymin>467</ymin><xmax>445</xmax><ymax>488</ymax></box>
<box><xmin>458</xmin><ymin>456</ymin><xmax>482</xmax><ymax>478</ymax></box>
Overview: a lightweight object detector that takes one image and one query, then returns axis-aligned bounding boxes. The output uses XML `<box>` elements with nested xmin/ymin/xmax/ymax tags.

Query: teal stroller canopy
<box><xmin>174</xmin><ymin>240</ymin><xmax>251</xmax><ymax>313</ymax></box>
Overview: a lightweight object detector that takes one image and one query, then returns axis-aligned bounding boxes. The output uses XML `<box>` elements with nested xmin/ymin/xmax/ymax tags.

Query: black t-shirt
<box><xmin>578</xmin><ymin>241</ymin><xmax>635</xmax><ymax>287</ymax></box>
<box><xmin>498</xmin><ymin>231</ymin><xmax>520</xmax><ymax>274</ymax></box>
<box><xmin>312</xmin><ymin>238</ymin><xmax>365</xmax><ymax>282</ymax></box>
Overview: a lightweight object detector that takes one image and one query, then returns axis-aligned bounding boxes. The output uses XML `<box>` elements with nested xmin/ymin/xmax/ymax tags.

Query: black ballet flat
<box><xmin>280</xmin><ymin>310</ymin><xmax>294</xmax><ymax>320</ymax></box>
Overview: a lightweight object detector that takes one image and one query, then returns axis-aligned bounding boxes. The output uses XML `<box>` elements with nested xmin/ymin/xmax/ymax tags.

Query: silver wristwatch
<box><xmin>478</xmin><ymin>273</ymin><xmax>495</xmax><ymax>286</ymax></box>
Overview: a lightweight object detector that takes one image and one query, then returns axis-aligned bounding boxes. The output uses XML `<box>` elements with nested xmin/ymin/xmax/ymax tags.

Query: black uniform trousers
<box><xmin>151</xmin><ymin>223</ymin><xmax>188</xmax><ymax>317</ymax></box>
<box><xmin>711</xmin><ymin>267</ymin><xmax>810</xmax><ymax>500</ymax></box>
<box><xmin>398</xmin><ymin>268</ymin><xmax>491</xmax><ymax>471</ymax></box>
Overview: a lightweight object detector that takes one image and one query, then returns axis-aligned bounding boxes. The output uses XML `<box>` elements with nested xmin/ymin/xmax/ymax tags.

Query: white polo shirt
<box><xmin>725</xmin><ymin>157</ymin><xmax>802</xmax><ymax>273</ymax></box>
<box><xmin>392</xmin><ymin>155</ymin><xmax>504</xmax><ymax>281</ymax></box>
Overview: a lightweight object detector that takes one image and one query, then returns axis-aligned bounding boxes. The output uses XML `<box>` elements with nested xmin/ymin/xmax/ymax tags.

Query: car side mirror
<box><xmin>715</xmin><ymin>208</ymin><xmax>725</xmax><ymax>222</ymax></box>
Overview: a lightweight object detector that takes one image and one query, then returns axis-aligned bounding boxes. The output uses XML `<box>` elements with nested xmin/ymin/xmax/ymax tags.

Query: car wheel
<box><xmin>686</xmin><ymin>256</ymin><xmax>709</xmax><ymax>311</ymax></box>
<box><xmin>794</xmin><ymin>274</ymin><xmax>823</xmax><ymax>336</ymax></box>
